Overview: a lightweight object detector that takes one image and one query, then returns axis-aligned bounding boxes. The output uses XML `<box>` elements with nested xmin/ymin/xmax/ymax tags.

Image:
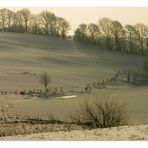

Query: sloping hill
<box><xmin>0</xmin><ymin>32</ymin><xmax>148</xmax><ymax>125</ymax></box>
<box><xmin>0</xmin><ymin>32</ymin><xmax>144</xmax><ymax>90</ymax></box>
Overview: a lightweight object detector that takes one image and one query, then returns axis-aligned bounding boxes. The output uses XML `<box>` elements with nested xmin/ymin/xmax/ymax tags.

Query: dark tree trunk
<box><xmin>25</xmin><ymin>21</ymin><xmax>28</xmax><ymax>33</ymax></box>
<box><xmin>140</xmin><ymin>42</ymin><xmax>144</xmax><ymax>55</ymax></box>
<box><xmin>129</xmin><ymin>34</ymin><xmax>133</xmax><ymax>53</ymax></box>
<box><xmin>115</xmin><ymin>36</ymin><xmax>118</xmax><ymax>51</ymax></box>
<box><xmin>2</xmin><ymin>21</ymin><xmax>4</xmax><ymax>32</ymax></box>
<box><xmin>106</xmin><ymin>36</ymin><xmax>110</xmax><ymax>49</ymax></box>
<box><xmin>8</xmin><ymin>20</ymin><xmax>11</xmax><ymax>31</ymax></box>
<box><xmin>146</xmin><ymin>39</ymin><xmax>148</xmax><ymax>52</ymax></box>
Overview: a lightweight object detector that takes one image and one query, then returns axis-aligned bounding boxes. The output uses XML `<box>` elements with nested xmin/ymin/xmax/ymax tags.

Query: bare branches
<box><xmin>71</xmin><ymin>96</ymin><xmax>129</xmax><ymax>128</ymax></box>
<box><xmin>0</xmin><ymin>8</ymin><xmax>70</xmax><ymax>38</ymax></box>
<box><xmin>39</xmin><ymin>72</ymin><xmax>51</xmax><ymax>93</ymax></box>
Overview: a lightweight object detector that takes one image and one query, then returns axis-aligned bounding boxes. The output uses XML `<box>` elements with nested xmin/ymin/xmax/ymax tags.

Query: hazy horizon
<box><xmin>1</xmin><ymin>7</ymin><xmax>148</xmax><ymax>34</ymax></box>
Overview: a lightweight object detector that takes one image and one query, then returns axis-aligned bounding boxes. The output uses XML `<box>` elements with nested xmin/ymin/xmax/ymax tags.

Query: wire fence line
<box><xmin>0</xmin><ymin>69</ymin><xmax>137</xmax><ymax>97</ymax></box>
<box><xmin>0</xmin><ymin>86</ymin><xmax>86</xmax><ymax>96</ymax></box>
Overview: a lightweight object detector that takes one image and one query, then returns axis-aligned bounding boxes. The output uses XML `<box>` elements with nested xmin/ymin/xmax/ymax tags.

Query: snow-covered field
<box><xmin>0</xmin><ymin>33</ymin><xmax>147</xmax><ymax>141</ymax></box>
<box><xmin>1</xmin><ymin>125</ymin><xmax>148</xmax><ymax>141</ymax></box>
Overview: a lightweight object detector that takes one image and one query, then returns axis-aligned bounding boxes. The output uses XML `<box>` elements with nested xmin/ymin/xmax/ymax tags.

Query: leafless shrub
<box><xmin>71</xmin><ymin>96</ymin><xmax>129</xmax><ymax>129</ymax></box>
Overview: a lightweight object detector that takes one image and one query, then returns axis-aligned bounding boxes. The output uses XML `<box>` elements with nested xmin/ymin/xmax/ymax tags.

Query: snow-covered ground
<box><xmin>1</xmin><ymin>125</ymin><xmax>148</xmax><ymax>141</ymax></box>
<box><xmin>58</xmin><ymin>95</ymin><xmax>78</xmax><ymax>99</ymax></box>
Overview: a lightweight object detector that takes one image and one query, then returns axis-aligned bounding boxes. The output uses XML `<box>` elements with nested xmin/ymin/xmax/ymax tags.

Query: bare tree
<box><xmin>29</xmin><ymin>14</ymin><xmax>40</xmax><ymax>34</ymax></box>
<box><xmin>18</xmin><ymin>8</ymin><xmax>31</xmax><ymax>33</ymax></box>
<box><xmin>39</xmin><ymin>11</ymin><xmax>49</xmax><ymax>35</ymax></box>
<box><xmin>48</xmin><ymin>12</ymin><xmax>56</xmax><ymax>36</ymax></box>
<box><xmin>98</xmin><ymin>17</ymin><xmax>112</xmax><ymax>49</ymax></box>
<box><xmin>6</xmin><ymin>9</ymin><xmax>15</xmax><ymax>31</ymax></box>
<box><xmin>0</xmin><ymin>8</ymin><xmax>7</xmax><ymax>31</ymax></box>
<box><xmin>134</xmin><ymin>23</ymin><xmax>148</xmax><ymax>55</ymax></box>
<box><xmin>125</xmin><ymin>24</ymin><xmax>136</xmax><ymax>53</ymax></box>
<box><xmin>39</xmin><ymin>72</ymin><xmax>51</xmax><ymax>93</ymax></box>
<box><xmin>74</xmin><ymin>23</ymin><xmax>87</xmax><ymax>41</ymax></box>
<box><xmin>39</xmin><ymin>10</ymin><xmax>56</xmax><ymax>35</ymax></box>
<box><xmin>15</xmin><ymin>10</ymin><xmax>24</xmax><ymax>32</ymax></box>
<box><xmin>57</xmin><ymin>17</ymin><xmax>70</xmax><ymax>38</ymax></box>
<box><xmin>111</xmin><ymin>20</ymin><xmax>125</xmax><ymax>51</ymax></box>
<box><xmin>53</xmin><ymin>17</ymin><xmax>61</xmax><ymax>36</ymax></box>
<box><xmin>87</xmin><ymin>23</ymin><xmax>100</xmax><ymax>44</ymax></box>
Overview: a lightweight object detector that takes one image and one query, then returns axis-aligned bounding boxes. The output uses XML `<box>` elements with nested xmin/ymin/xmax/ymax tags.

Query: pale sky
<box><xmin>4</xmin><ymin>7</ymin><xmax>148</xmax><ymax>34</ymax></box>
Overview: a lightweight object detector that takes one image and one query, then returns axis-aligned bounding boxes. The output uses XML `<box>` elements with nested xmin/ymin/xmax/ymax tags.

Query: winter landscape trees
<box><xmin>1</xmin><ymin>8</ymin><xmax>148</xmax><ymax>55</ymax></box>
<box><xmin>0</xmin><ymin>8</ymin><xmax>70</xmax><ymax>38</ymax></box>
<box><xmin>74</xmin><ymin>17</ymin><xmax>148</xmax><ymax>55</ymax></box>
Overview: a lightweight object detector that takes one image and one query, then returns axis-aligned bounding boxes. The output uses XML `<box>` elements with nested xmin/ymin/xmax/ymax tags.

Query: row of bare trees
<box><xmin>1</xmin><ymin>8</ymin><xmax>148</xmax><ymax>55</ymax></box>
<box><xmin>74</xmin><ymin>17</ymin><xmax>148</xmax><ymax>55</ymax></box>
<box><xmin>0</xmin><ymin>8</ymin><xmax>70</xmax><ymax>38</ymax></box>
